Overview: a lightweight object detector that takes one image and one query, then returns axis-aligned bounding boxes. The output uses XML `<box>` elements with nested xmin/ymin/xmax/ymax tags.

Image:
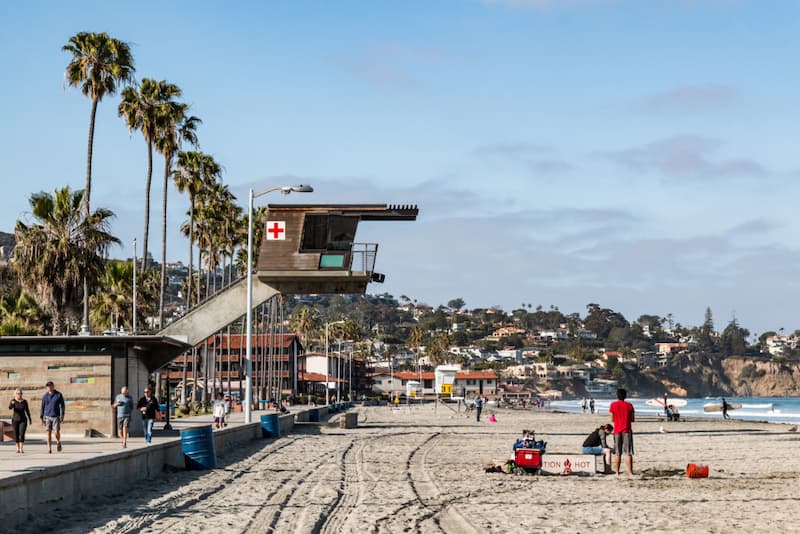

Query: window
<box><xmin>300</xmin><ymin>214</ymin><xmax>359</xmax><ymax>252</ymax></box>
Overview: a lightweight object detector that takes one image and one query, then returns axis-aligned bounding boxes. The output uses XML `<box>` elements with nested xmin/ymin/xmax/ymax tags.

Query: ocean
<box><xmin>548</xmin><ymin>396</ymin><xmax>800</xmax><ymax>425</ymax></box>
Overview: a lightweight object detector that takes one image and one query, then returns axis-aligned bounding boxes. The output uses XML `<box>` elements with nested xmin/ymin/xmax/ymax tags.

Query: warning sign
<box><xmin>441</xmin><ymin>383</ymin><xmax>452</xmax><ymax>395</ymax></box>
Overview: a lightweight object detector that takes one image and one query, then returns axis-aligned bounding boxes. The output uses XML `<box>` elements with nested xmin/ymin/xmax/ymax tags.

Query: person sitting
<box><xmin>513</xmin><ymin>429</ymin><xmax>536</xmax><ymax>450</ymax></box>
<box><xmin>668</xmin><ymin>404</ymin><xmax>680</xmax><ymax>422</ymax></box>
<box><xmin>581</xmin><ymin>424</ymin><xmax>613</xmax><ymax>474</ymax></box>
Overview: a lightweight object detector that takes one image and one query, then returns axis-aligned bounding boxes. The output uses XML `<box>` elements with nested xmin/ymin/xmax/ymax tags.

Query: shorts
<box><xmin>613</xmin><ymin>432</ymin><xmax>634</xmax><ymax>456</ymax></box>
<box><xmin>118</xmin><ymin>416</ymin><xmax>131</xmax><ymax>430</ymax></box>
<box><xmin>44</xmin><ymin>416</ymin><xmax>61</xmax><ymax>432</ymax></box>
<box><xmin>214</xmin><ymin>416</ymin><xmax>225</xmax><ymax>424</ymax></box>
<box><xmin>582</xmin><ymin>446</ymin><xmax>604</xmax><ymax>455</ymax></box>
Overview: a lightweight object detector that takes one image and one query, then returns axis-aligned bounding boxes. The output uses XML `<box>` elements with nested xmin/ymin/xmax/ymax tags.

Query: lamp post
<box><xmin>245</xmin><ymin>184</ymin><xmax>313</xmax><ymax>424</ymax></box>
<box><xmin>324</xmin><ymin>320</ymin><xmax>345</xmax><ymax>405</ymax></box>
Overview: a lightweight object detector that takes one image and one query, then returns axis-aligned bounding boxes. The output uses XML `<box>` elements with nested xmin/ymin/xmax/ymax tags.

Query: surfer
<box><xmin>722</xmin><ymin>398</ymin><xmax>730</xmax><ymax>420</ymax></box>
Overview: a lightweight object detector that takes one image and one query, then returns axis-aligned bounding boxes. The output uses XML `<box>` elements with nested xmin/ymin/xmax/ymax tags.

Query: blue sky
<box><xmin>2</xmin><ymin>0</ymin><xmax>799</xmax><ymax>333</ymax></box>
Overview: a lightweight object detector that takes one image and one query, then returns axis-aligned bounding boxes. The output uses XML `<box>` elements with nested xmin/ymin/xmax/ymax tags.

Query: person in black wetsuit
<box><xmin>9</xmin><ymin>389</ymin><xmax>32</xmax><ymax>453</ymax></box>
<box><xmin>721</xmin><ymin>398</ymin><xmax>730</xmax><ymax>420</ymax></box>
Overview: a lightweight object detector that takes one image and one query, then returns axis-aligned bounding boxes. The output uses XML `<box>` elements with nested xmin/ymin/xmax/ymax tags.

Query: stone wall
<box><xmin>0</xmin><ymin>354</ymin><xmax>113</xmax><ymax>435</ymax></box>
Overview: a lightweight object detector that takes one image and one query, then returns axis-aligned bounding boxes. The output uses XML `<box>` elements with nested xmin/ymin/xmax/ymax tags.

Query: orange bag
<box><xmin>686</xmin><ymin>463</ymin><xmax>709</xmax><ymax>478</ymax></box>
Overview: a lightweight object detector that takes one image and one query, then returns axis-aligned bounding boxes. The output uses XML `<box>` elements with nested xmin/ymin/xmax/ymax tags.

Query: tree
<box><xmin>720</xmin><ymin>316</ymin><xmax>749</xmax><ymax>357</ymax></box>
<box><xmin>13</xmin><ymin>187</ymin><xmax>120</xmax><ymax>334</ymax></box>
<box><xmin>89</xmin><ymin>259</ymin><xmax>137</xmax><ymax>331</ymax></box>
<box><xmin>119</xmin><ymin>78</ymin><xmax>179</xmax><ymax>271</ymax></box>
<box><xmin>584</xmin><ymin>303</ymin><xmax>629</xmax><ymax>340</ymax></box>
<box><xmin>0</xmin><ymin>292</ymin><xmax>46</xmax><ymax>335</ymax></box>
<box><xmin>155</xmin><ymin>97</ymin><xmax>200</xmax><ymax>328</ymax></box>
<box><xmin>447</xmin><ymin>298</ymin><xmax>465</xmax><ymax>311</ymax></box>
<box><xmin>173</xmin><ymin>150</ymin><xmax>222</xmax><ymax>308</ymax></box>
<box><xmin>291</xmin><ymin>306</ymin><xmax>319</xmax><ymax>348</ymax></box>
<box><xmin>408</xmin><ymin>325</ymin><xmax>424</xmax><ymax>373</ymax></box>
<box><xmin>63</xmin><ymin>32</ymin><xmax>135</xmax><ymax>331</ymax></box>
<box><xmin>698</xmin><ymin>306</ymin><xmax>716</xmax><ymax>352</ymax></box>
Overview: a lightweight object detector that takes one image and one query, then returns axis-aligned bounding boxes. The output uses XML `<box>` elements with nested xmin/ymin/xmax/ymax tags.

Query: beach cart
<box><xmin>514</xmin><ymin>448</ymin><xmax>542</xmax><ymax>474</ymax></box>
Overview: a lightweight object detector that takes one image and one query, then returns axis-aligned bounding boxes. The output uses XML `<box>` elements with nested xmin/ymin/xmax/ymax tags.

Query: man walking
<box><xmin>475</xmin><ymin>395</ymin><xmax>484</xmax><ymax>422</ymax></box>
<box><xmin>137</xmin><ymin>386</ymin><xmax>161</xmax><ymax>444</ymax></box>
<box><xmin>40</xmin><ymin>381</ymin><xmax>65</xmax><ymax>453</ymax></box>
<box><xmin>721</xmin><ymin>398</ymin><xmax>730</xmax><ymax>420</ymax></box>
<box><xmin>609</xmin><ymin>388</ymin><xmax>635</xmax><ymax>476</ymax></box>
<box><xmin>112</xmin><ymin>386</ymin><xmax>134</xmax><ymax>448</ymax></box>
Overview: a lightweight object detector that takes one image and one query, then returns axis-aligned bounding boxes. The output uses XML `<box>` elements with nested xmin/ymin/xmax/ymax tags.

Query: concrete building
<box><xmin>0</xmin><ymin>336</ymin><xmax>189</xmax><ymax>437</ymax></box>
<box><xmin>370</xmin><ymin>370</ymin><xmax>498</xmax><ymax>397</ymax></box>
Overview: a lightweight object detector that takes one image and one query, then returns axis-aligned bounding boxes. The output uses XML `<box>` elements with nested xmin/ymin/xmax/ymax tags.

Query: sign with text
<box><xmin>540</xmin><ymin>454</ymin><xmax>599</xmax><ymax>476</ymax></box>
<box><xmin>441</xmin><ymin>383</ymin><xmax>452</xmax><ymax>395</ymax></box>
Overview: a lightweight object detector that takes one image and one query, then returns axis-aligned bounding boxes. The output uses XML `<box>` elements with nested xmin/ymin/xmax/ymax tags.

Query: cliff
<box><xmin>621</xmin><ymin>353</ymin><xmax>800</xmax><ymax>398</ymax></box>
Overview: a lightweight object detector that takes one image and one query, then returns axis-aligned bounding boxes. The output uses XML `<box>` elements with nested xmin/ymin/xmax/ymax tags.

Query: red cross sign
<box><xmin>266</xmin><ymin>221</ymin><xmax>286</xmax><ymax>240</ymax></box>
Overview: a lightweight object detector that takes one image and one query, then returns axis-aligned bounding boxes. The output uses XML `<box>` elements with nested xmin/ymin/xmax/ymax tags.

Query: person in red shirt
<box><xmin>609</xmin><ymin>388</ymin><xmax>635</xmax><ymax>475</ymax></box>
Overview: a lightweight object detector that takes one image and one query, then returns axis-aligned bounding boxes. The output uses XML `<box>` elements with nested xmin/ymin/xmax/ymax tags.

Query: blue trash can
<box><xmin>309</xmin><ymin>408</ymin><xmax>320</xmax><ymax>422</ymax></box>
<box><xmin>261</xmin><ymin>414</ymin><xmax>280</xmax><ymax>438</ymax></box>
<box><xmin>181</xmin><ymin>426</ymin><xmax>217</xmax><ymax>470</ymax></box>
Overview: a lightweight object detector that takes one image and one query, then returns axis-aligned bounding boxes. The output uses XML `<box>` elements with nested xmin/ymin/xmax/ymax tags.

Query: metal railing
<box><xmin>350</xmin><ymin>243</ymin><xmax>378</xmax><ymax>273</ymax></box>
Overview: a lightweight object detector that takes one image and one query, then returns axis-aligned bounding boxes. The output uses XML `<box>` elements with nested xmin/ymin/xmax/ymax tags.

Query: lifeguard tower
<box><xmin>159</xmin><ymin>203</ymin><xmax>418</xmax><ymax>346</ymax></box>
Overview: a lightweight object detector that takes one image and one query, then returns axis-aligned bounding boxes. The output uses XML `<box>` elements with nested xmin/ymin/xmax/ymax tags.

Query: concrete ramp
<box><xmin>158</xmin><ymin>277</ymin><xmax>278</xmax><ymax>346</ymax></box>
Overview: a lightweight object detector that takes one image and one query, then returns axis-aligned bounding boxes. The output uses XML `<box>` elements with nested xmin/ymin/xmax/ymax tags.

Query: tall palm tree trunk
<box><xmin>81</xmin><ymin>97</ymin><xmax>99</xmax><ymax>333</ymax></box>
<box><xmin>158</xmin><ymin>156</ymin><xmax>170</xmax><ymax>328</ymax></box>
<box><xmin>142</xmin><ymin>142</ymin><xmax>154</xmax><ymax>271</ymax></box>
<box><xmin>187</xmin><ymin>198</ymin><xmax>194</xmax><ymax>309</ymax></box>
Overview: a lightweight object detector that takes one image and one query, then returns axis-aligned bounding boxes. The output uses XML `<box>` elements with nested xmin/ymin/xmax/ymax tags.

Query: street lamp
<box><xmin>245</xmin><ymin>184</ymin><xmax>313</xmax><ymax>424</ymax></box>
<box><xmin>324</xmin><ymin>320</ymin><xmax>345</xmax><ymax>405</ymax></box>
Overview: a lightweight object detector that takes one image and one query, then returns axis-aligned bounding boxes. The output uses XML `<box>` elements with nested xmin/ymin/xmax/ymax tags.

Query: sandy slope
<box><xmin>22</xmin><ymin>404</ymin><xmax>800</xmax><ymax>533</ymax></box>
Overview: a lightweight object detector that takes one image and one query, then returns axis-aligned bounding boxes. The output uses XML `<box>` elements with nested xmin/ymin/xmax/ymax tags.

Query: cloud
<box><xmin>726</xmin><ymin>218</ymin><xmax>778</xmax><ymax>236</ymax></box>
<box><xmin>601</xmin><ymin>135</ymin><xmax>767</xmax><ymax>180</ymax></box>
<box><xmin>471</xmin><ymin>142</ymin><xmax>550</xmax><ymax>159</ymax></box>
<box><xmin>471</xmin><ymin>142</ymin><xmax>574</xmax><ymax>175</ymax></box>
<box><xmin>643</xmin><ymin>84</ymin><xmax>738</xmax><ymax>113</ymax></box>
<box><xmin>219</xmin><ymin>173</ymin><xmax>799</xmax><ymax>332</ymax></box>
<box><xmin>337</xmin><ymin>44</ymin><xmax>449</xmax><ymax>89</ymax></box>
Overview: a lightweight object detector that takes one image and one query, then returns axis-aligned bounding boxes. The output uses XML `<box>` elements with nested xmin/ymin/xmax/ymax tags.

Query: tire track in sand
<box><xmin>376</xmin><ymin>431</ymin><xmax>480</xmax><ymax>534</ymax></box>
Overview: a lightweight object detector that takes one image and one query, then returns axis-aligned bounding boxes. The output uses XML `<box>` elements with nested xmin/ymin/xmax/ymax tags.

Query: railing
<box><xmin>350</xmin><ymin>243</ymin><xmax>378</xmax><ymax>273</ymax></box>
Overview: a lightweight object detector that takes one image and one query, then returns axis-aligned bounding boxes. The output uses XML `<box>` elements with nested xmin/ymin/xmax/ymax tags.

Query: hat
<box><xmin>45</xmin><ymin>381</ymin><xmax>54</xmax><ymax>387</ymax></box>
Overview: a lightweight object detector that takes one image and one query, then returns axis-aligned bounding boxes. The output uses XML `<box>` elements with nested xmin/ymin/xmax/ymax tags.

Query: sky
<box><xmin>1</xmin><ymin>0</ymin><xmax>799</xmax><ymax>334</ymax></box>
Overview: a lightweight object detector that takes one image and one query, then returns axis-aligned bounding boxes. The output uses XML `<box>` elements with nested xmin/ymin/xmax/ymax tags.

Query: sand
<box><xmin>20</xmin><ymin>403</ymin><xmax>800</xmax><ymax>533</ymax></box>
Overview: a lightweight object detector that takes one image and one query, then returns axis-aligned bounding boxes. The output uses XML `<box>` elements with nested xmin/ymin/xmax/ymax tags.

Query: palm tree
<box><xmin>173</xmin><ymin>150</ymin><xmax>222</xmax><ymax>308</ymax></box>
<box><xmin>89</xmin><ymin>259</ymin><xmax>136</xmax><ymax>331</ymax></box>
<box><xmin>0</xmin><ymin>292</ymin><xmax>46</xmax><ymax>335</ymax></box>
<box><xmin>13</xmin><ymin>187</ymin><xmax>120</xmax><ymax>335</ymax></box>
<box><xmin>118</xmin><ymin>79</ymin><xmax>180</xmax><ymax>271</ymax></box>
<box><xmin>63</xmin><ymin>32</ymin><xmax>135</xmax><ymax>332</ymax></box>
<box><xmin>408</xmin><ymin>325</ymin><xmax>424</xmax><ymax>374</ymax></box>
<box><xmin>291</xmin><ymin>306</ymin><xmax>320</xmax><ymax>348</ymax></box>
<box><xmin>155</xmin><ymin>99</ymin><xmax>200</xmax><ymax>328</ymax></box>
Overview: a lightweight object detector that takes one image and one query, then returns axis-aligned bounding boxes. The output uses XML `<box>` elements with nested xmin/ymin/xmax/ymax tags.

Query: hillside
<box><xmin>0</xmin><ymin>231</ymin><xmax>13</xmax><ymax>251</ymax></box>
<box><xmin>615</xmin><ymin>353</ymin><xmax>800</xmax><ymax>398</ymax></box>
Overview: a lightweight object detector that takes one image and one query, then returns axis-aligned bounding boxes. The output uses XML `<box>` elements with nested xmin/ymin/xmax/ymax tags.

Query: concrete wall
<box><xmin>0</xmin><ymin>407</ymin><xmax>332</xmax><ymax>529</ymax></box>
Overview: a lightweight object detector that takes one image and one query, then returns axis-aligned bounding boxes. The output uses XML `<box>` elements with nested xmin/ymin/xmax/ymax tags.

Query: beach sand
<box><xmin>22</xmin><ymin>404</ymin><xmax>800</xmax><ymax>533</ymax></box>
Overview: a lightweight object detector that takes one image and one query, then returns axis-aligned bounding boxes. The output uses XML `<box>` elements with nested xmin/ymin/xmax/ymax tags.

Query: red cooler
<box><xmin>515</xmin><ymin>448</ymin><xmax>542</xmax><ymax>470</ymax></box>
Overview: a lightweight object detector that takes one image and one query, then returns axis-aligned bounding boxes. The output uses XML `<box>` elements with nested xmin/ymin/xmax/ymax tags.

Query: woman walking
<box><xmin>9</xmin><ymin>389</ymin><xmax>32</xmax><ymax>453</ymax></box>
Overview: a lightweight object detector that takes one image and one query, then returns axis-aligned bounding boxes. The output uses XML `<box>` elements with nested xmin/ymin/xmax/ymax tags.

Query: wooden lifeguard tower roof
<box><xmin>257</xmin><ymin>203</ymin><xmax>418</xmax><ymax>294</ymax></box>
